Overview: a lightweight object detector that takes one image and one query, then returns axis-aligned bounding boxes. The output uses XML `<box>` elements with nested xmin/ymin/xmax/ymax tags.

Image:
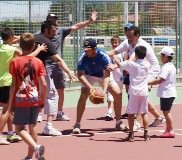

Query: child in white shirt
<box><xmin>149</xmin><ymin>46</ymin><xmax>176</xmax><ymax>138</ymax></box>
<box><xmin>109</xmin><ymin>45</ymin><xmax>151</xmax><ymax>141</ymax></box>
<box><xmin>105</xmin><ymin>36</ymin><xmax>124</xmax><ymax>121</ymax></box>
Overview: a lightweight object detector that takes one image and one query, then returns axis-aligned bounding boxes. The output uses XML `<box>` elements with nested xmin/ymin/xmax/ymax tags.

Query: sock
<box><xmin>8</xmin><ymin>131</ymin><xmax>14</xmax><ymax>135</ymax></box>
<box><xmin>46</xmin><ymin>122</ymin><xmax>52</xmax><ymax>126</ymax></box>
<box><xmin>107</xmin><ymin>108</ymin><xmax>113</xmax><ymax>114</ymax></box>
<box><xmin>58</xmin><ymin>111</ymin><xmax>63</xmax><ymax>115</ymax></box>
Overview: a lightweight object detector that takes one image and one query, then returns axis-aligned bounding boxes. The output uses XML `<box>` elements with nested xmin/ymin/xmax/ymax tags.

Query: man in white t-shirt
<box><xmin>109</xmin><ymin>23</ymin><xmax>165</xmax><ymax>127</ymax></box>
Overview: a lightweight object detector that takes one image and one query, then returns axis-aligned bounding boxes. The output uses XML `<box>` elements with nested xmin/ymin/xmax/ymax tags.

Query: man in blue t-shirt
<box><xmin>72</xmin><ymin>38</ymin><xmax>127</xmax><ymax>134</ymax></box>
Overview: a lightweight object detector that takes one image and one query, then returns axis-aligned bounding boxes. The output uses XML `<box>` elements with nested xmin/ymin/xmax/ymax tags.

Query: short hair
<box><xmin>135</xmin><ymin>45</ymin><xmax>147</xmax><ymax>59</ymax></box>
<box><xmin>20</xmin><ymin>33</ymin><xmax>35</xmax><ymax>51</ymax></box>
<box><xmin>41</xmin><ymin>20</ymin><xmax>57</xmax><ymax>33</ymax></box>
<box><xmin>111</xmin><ymin>36</ymin><xmax>121</xmax><ymax>44</ymax></box>
<box><xmin>0</xmin><ymin>27</ymin><xmax>14</xmax><ymax>41</ymax></box>
<box><xmin>125</xmin><ymin>25</ymin><xmax>140</xmax><ymax>37</ymax></box>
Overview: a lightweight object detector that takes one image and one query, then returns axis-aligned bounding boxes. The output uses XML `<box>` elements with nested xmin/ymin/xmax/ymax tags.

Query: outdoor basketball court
<box><xmin>0</xmin><ymin>88</ymin><xmax>182</xmax><ymax>160</ymax></box>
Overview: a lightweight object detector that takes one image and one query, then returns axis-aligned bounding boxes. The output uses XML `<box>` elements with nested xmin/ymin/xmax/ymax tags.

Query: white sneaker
<box><xmin>56</xmin><ymin>112</ymin><xmax>70</xmax><ymax>121</ymax></box>
<box><xmin>72</xmin><ymin>124</ymin><xmax>81</xmax><ymax>134</ymax></box>
<box><xmin>22</xmin><ymin>157</ymin><xmax>32</xmax><ymax>160</ymax></box>
<box><xmin>105</xmin><ymin>113</ymin><xmax>114</xmax><ymax>121</ymax></box>
<box><xmin>0</xmin><ymin>136</ymin><xmax>10</xmax><ymax>145</ymax></box>
<box><xmin>149</xmin><ymin>116</ymin><xmax>166</xmax><ymax>127</ymax></box>
<box><xmin>42</xmin><ymin>125</ymin><xmax>62</xmax><ymax>136</ymax></box>
<box><xmin>133</xmin><ymin>121</ymin><xmax>141</xmax><ymax>132</ymax></box>
<box><xmin>115</xmin><ymin>121</ymin><xmax>129</xmax><ymax>131</ymax></box>
<box><xmin>37</xmin><ymin>114</ymin><xmax>43</xmax><ymax>123</ymax></box>
<box><xmin>34</xmin><ymin>145</ymin><xmax>45</xmax><ymax>160</ymax></box>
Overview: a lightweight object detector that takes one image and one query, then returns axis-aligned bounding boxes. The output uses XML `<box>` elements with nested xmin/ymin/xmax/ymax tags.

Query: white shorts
<box><xmin>127</xmin><ymin>95</ymin><xmax>148</xmax><ymax>114</ymax></box>
<box><xmin>82</xmin><ymin>75</ymin><xmax>119</xmax><ymax>88</ymax></box>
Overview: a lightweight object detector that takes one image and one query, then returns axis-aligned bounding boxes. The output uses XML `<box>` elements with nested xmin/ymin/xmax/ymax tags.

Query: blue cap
<box><xmin>83</xmin><ymin>38</ymin><xmax>97</xmax><ymax>49</ymax></box>
<box><xmin>124</xmin><ymin>23</ymin><xmax>134</xmax><ymax>31</ymax></box>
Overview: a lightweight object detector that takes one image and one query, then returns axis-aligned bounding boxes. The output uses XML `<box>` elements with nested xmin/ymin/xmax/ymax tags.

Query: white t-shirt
<box><xmin>115</xmin><ymin>37</ymin><xmax>160</xmax><ymax>76</ymax></box>
<box><xmin>157</xmin><ymin>62</ymin><xmax>177</xmax><ymax>98</ymax></box>
<box><xmin>120</xmin><ymin>59</ymin><xmax>150</xmax><ymax>96</ymax></box>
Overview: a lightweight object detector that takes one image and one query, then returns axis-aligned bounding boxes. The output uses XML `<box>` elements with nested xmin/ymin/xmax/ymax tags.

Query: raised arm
<box><xmin>70</xmin><ymin>11</ymin><xmax>97</xmax><ymax>32</ymax></box>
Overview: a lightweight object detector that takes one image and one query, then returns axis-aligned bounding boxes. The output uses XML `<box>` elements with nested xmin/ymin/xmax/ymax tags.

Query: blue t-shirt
<box><xmin>77</xmin><ymin>48</ymin><xmax>110</xmax><ymax>77</ymax></box>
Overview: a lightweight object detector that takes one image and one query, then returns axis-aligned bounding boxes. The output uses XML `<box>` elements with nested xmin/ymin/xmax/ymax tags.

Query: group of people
<box><xmin>0</xmin><ymin>10</ymin><xmax>177</xmax><ymax>160</ymax></box>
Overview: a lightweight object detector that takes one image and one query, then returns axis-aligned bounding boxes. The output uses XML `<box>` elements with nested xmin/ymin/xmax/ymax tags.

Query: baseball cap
<box><xmin>83</xmin><ymin>38</ymin><xmax>97</xmax><ymax>49</ymax></box>
<box><xmin>46</xmin><ymin>13</ymin><xmax>58</xmax><ymax>20</ymax></box>
<box><xmin>124</xmin><ymin>23</ymin><xmax>134</xmax><ymax>31</ymax></box>
<box><xmin>160</xmin><ymin>46</ymin><xmax>175</xmax><ymax>57</ymax></box>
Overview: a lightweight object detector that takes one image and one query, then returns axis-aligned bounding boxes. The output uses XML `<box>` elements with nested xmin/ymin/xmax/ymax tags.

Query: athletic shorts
<box><xmin>0</xmin><ymin>86</ymin><xmax>10</xmax><ymax>103</ymax></box>
<box><xmin>82</xmin><ymin>75</ymin><xmax>119</xmax><ymax>89</ymax></box>
<box><xmin>13</xmin><ymin>106</ymin><xmax>39</xmax><ymax>125</ymax></box>
<box><xmin>46</xmin><ymin>63</ymin><xmax>66</xmax><ymax>89</ymax></box>
<box><xmin>160</xmin><ymin>97</ymin><xmax>175</xmax><ymax>111</ymax></box>
<box><xmin>123</xmin><ymin>74</ymin><xmax>130</xmax><ymax>85</ymax></box>
<box><xmin>127</xmin><ymin>95</ymin><xmax>148</xmax><ymax>114</ymax></box>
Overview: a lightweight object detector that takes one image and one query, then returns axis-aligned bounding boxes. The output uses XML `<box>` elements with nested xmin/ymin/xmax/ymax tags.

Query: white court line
<box><xmin>38</xmin><ymin>128</ymin><xmax>182</xmax><ymax>138</ymax></box>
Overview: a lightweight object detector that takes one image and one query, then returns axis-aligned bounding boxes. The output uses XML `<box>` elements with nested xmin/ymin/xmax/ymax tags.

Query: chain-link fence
<box><xmin>0</xmin><ymin>0</ymin><xmax>179</xmax><ymax>71</ymax></box>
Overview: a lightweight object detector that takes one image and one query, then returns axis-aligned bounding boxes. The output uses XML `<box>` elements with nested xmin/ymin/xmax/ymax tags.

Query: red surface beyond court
<box><xmin>0</xmin><ymin>104</ymin><xmax>182</xmax><ymax>160</ymax></box>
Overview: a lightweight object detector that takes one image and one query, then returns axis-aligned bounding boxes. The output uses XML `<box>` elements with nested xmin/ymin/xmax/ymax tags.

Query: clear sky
<box><xmin>0</xmin><ymin>1</ymin><xmax>51</xmax><ymax>22</ymax></box>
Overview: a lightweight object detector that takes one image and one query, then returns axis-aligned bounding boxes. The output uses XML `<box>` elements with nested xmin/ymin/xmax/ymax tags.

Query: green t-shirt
<box><xmin>0</xmin><ymin>43</ymin><xmax>16</xmax><ymax>86</ymax></box>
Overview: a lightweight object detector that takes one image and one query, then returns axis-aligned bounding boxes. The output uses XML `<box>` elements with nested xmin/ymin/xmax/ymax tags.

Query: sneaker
<box><xmin>42</xmin><ymin>124</ymin><xmax>62</xmax><ymax>136</ymax></box>
<box><xmin>133</xmin><ymin>121</ymin><xmax>141</xmax><ymax>132</ymax></box>
<box><xmin>72</xmin><ymin>123</ymin><xmax>81</xmax><ymax>134</ymax></box>
<box><xmin>56</xmin><ymin>112</ymin><xmax>70</xmax><ymax>121</ymax></box>
<box><xmin>105</xmin><ymin>113</ymin><xmax>114</xmax><ymax>121</ymax></box>
<box><xmin>22</xmin><ymin>157</ymin><xmax>32</xmax><ymax>160</ymax></box>
<box><xmin>160</xmin><ymin>131</ymin><xmax>175</xmax><ymax>138</ymax></box>
<box><xmin>115</xmin><ymin>121</ymin><xmax>129</xmax><ymax>131</ymax></box>
<box><xmin>7</xmin><ymin>133</ymin><xmax>20</xmax><ymax>143</ymax></box>
<box><xmin>124</xmin><ymin>132</ymin><xmax>134</xmax><ymax>142</ymax></box>
<box><xmin>0</xmin><ymin>137</ymin><xmax>10</xmax><ymax>145</ymax></box>
<box><xmin>120</xmin><ymin>113</ymin><xmax>128</xmax><ymax>119</ymax></box>
<box><xmin>144</xmin><ymin>130</ymin><xmax>151</xmax><ymax>141</ymax></box>
<box><xmin>37</xmin><ymin>114</ymin><xmax>43</xmax><ymax>123</ymax></box>
<box><xmin>34</xmin><ymin>145</ymin><xmax>45</xmax><ymax>160</ymax></box>
<box><xmin>149</xmin><ymin>116</ymin><xmax>166</xmax><ymax>127</ymax></box>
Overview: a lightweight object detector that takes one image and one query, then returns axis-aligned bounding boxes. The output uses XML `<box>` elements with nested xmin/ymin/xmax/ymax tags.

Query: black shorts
<box><xmin>0</xmin><ymin>86</ymin><xmax>10</xmax><ymax>103</ymax></box>
<box><xmin>13</xmin><ymin>106</ymin><xmax>40</xmax><ymax>125</ymax></box>
<box><xmin>160</xmin><ymin>97</ymin><xmax>175</xmax><ymax>111</ymax></box>
<box><xmin>123</xmin><ymin>74</ymin><xmax>130</xmax><ymax>85</ymax></box>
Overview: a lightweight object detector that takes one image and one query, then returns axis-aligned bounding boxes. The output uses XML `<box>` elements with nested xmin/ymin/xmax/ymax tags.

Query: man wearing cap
<box><xmin>72</xmin><ymin>38</ymin><xmax>127</xmax><ymax>134</ymax></box>
<box><xmin>148</xmin><ymin>46</ymin><xmax>176</xmax><ymax>138</ymax></box>
<box><xmin>39</xmin><ymin>11</ymin><xmax>97</xmax><ymax>122</ymax></box>
<box><xmin>109</xmin><ymin>23</ymin><xmax>166</xmax><ymax>129</ymax></box>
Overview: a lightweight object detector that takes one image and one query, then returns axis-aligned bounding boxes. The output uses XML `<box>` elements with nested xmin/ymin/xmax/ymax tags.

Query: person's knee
<box><xmin>15</xmin><ymin>125</ymin><xmax>25</xmax><ymax>134</ymax></box>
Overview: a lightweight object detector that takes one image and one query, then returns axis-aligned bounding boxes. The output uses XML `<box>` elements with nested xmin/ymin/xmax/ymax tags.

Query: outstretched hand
<box><xmin>68</xmin><ymin>72</ymin><xmax>78</xmax><ymax>83</ymax></box>
<box><xmin>90</xmin><ymin>11</ymin><xmax>97</xmax><ymax>22</ymax></box>
<box><xmin>37</xmin><ymin>43</ymin><xmax>47</xmax><ymax>52</ymax></box>
<box><xmin>107</xmin><ymin>63</ymin><xmax>118</xmax><ymax>71</ymax></box>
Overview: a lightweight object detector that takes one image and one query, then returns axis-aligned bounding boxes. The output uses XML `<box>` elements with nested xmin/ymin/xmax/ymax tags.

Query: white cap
<box><xmin>160</xmin><ymin>46</ymin><xmax>175</xmax><ymax>57</ymax></box>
